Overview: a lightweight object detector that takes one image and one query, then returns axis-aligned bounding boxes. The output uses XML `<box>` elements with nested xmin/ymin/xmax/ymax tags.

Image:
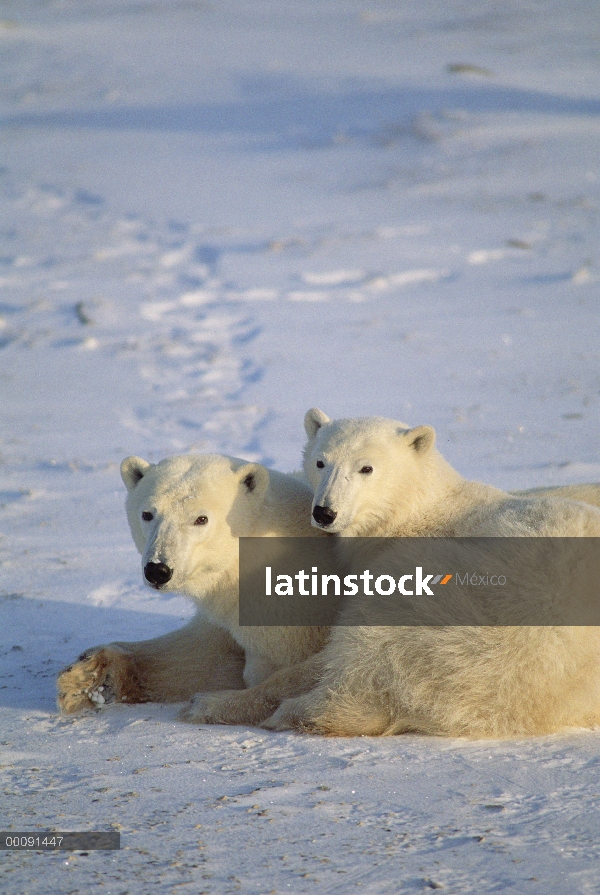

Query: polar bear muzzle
<box><xmin>312</xmin><ymin>505</ymin><xmax>337</xmax><ymax>527</ymax></box>
<box><xmin>144</xmin><ymin>561</ymin><xmax>173</xmax><ymax>588</ymax></box>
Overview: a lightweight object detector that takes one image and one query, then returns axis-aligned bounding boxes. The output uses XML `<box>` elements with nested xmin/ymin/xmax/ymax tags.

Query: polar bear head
<box><xmin>302</xmin><ymin>408</ymin><xmax>437</xmax><ymax>536</ymax></box>
<box><xmin>121</xmin><ymin>453</ymin><xmax>270</xmax><ymax>598</ymax></box>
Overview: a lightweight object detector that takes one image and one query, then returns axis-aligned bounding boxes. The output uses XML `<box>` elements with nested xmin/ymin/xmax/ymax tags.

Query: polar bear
<box><xmin>301</xmin><ymin>408</ymin><xmax>600</xmax><ymax>537</ymax></box>
<box><xmin>58</xmin><ymin>454</ymin><xmax>327</xmax><ymax>724</ymax></box>
<box><xmin>262</xmin><ymin>410</ymin><xmax>600</xmax><ymax>737</ymax></box>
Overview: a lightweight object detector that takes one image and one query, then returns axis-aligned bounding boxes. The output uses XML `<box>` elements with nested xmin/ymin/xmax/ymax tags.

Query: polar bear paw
<box><xmin>261</xmin><ymin>693</ymin><xmax>321</xmax><ymax>733</ymax></box>
<box><xmin>57</xmin><ymin>645</ymin><xmax>141</xmax><ymax>714</ymax></box>
<box><xmin>179</xmin><ymin>691</ymin><xmax>230</xmax><ymax>725</ymax></box>
<box><xmin>179</xmin><ymin>689</ymin><xmax>276</xmax><ymax>726</ymax></box>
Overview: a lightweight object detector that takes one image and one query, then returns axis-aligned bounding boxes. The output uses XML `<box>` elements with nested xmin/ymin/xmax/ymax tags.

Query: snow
<box><xmin>1</xmin><ymin>0</ymin><xmax>599</xmax><ymax>891</ymax></box>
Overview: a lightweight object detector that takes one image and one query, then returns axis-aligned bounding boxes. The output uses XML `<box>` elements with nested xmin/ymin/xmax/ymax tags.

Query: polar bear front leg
<box><xmin>57</xmin><ymin>614</ymin><xmax>245</xmax><ymax>714</ymax></box>
<box><xmin>261</xmin><ymin>691</ymin><xmax>324</xmax><ymax>732</ymax></box>
<box><xmin>179</xmin><ymin>688</ymin><xmax>270</xmax><ymax>726</ymax></box>
<box><xmin>262</xmin><ymin>682</ymin><xmax>393</xmax><ymax>736</ymax></box>
<box><xmin>241</xmin><ymin>651</ymin><xmax>279</xmax><ymax>688</ymax></box>
<box><xmin>180</xmin><ymin>653</ymin><xmax>325</xmax><ymax>726</ymax></box>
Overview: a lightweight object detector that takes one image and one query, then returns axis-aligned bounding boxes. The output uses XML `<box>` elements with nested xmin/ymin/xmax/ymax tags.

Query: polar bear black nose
<box><xmin>313</xmin><ymin>505</ymin><xmax>337</xmax><ymax>527</ymax></box>
<box><xmin>144</xmin><ymin>562</ymin><xmax>173</xmax><ymax>587</ymax></box>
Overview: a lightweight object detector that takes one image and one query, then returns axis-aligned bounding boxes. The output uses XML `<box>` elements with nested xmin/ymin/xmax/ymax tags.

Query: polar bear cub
<box><xmin>302</xmin><ymin>408</ymin><xmax>600</xmax><ymax>538</ymax></box>
<box><xmin>58</xmin><ymin>454</ymin><xmax>327</xmax><ymax>723</ymax></box>
<box><xmin>263</xmin><ymin>410</ymin><xmax>600</xmax><ymax>737</ymax></box>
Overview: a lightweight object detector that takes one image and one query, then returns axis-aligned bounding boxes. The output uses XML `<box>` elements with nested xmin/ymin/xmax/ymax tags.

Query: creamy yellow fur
<box><xmin>514</xmin><ymin>482</ymin><xmax>600</xmax><ymax>509</ymax></box>
<box><xmin>57</xmin><ymin>435</ymin><xmax>600</xmax><ymax>732</ymax></box>
<box><xmin>263</xmin><ymin>410</ymin><xmax>600</xmax><ymax>738</ymax></box>
<box><xmin>58</xmin><ymin>454</ymin><xmax>327</xmax><ymax>720</ymax></box>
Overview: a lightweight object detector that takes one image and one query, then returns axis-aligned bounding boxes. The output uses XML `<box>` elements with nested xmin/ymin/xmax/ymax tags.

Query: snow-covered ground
<box><xmin>1</xmin><ymin>1</ymin><xmax>599</xmax><ymax>891</ymax></box>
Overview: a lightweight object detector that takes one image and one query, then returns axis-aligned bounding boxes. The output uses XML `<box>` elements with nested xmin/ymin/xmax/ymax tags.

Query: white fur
<box><xmin>58</xmin><ymin>453</ymin><xmax>327</xmax><ymax>722</ymax></box>
<box><xmin>302</xmin><ymin>409</ymin><xmax>600</xmax><ymax>538</ymax></box>
<box><xmin>263</xmin><ymin>410</ymin><xmax>600</xmax><ymax>738</ymax></box>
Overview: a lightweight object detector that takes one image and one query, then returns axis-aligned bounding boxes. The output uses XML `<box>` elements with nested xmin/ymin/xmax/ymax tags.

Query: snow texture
<box><xmin>1</xmin><ymin>1</ymin><xmax>599</xmax><ymax>891</ymax></box>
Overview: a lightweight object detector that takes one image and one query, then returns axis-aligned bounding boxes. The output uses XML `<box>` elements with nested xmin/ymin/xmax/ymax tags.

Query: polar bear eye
<box><xmin>194</xmin><ymin>515</ymin><xmax>208</xmax><ymax>526</ymax></box>
<box><xmin>316</xmin><ymin>460</ymin><xmax>325</xmax><ymax>469</ymax></box>
<box><xmin>359</xmin><ymin>466</ymin><xmax>373</xmax><ymax>475</ymax></box>
<box><xmin>141</xmin><ymin>511</ymin><xmax>153</xmax><ymax>521</ymax></box>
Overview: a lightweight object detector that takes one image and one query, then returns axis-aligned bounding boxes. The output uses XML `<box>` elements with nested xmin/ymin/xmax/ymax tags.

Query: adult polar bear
<box><xmin>263</xmin><ymin>409</ymin><xmax>600</xmax><ymax>738</ymax></box>
<box><xmin>58</xmin><ymin>454</ymin><xmax>327</xmax><ymax>720</ymax></box>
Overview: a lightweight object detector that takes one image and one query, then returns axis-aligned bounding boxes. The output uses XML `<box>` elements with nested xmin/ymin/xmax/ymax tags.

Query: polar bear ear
<box><xmin>304</xmin><ymin>407</ymin><xmax>331</xmax><ymax>439</ymax></box>
<box><xmin>403</xmin><ymin>425</ymin><xmax>436</xmax><ymax>455</ymax></box>
<box><xmin>121</xmin><ymin>456</ymin><xmax>151</xmax><ymax>490</ymax></box>
<box><xmin>238</xmin><ymin>463</ymin><xmax>269</xmax><ymax>499</ymax></box>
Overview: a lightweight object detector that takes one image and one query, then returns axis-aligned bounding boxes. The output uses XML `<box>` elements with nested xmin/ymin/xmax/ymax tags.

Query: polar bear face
<box><xmin>120</xmin><ymin>453</ymin><xmax>269</xmax><ymax>598</ymax></box>
<box><xmin>302</xmin><ymin>408</ymin><xmax>436</xmax><ymax>536</ymax></box>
